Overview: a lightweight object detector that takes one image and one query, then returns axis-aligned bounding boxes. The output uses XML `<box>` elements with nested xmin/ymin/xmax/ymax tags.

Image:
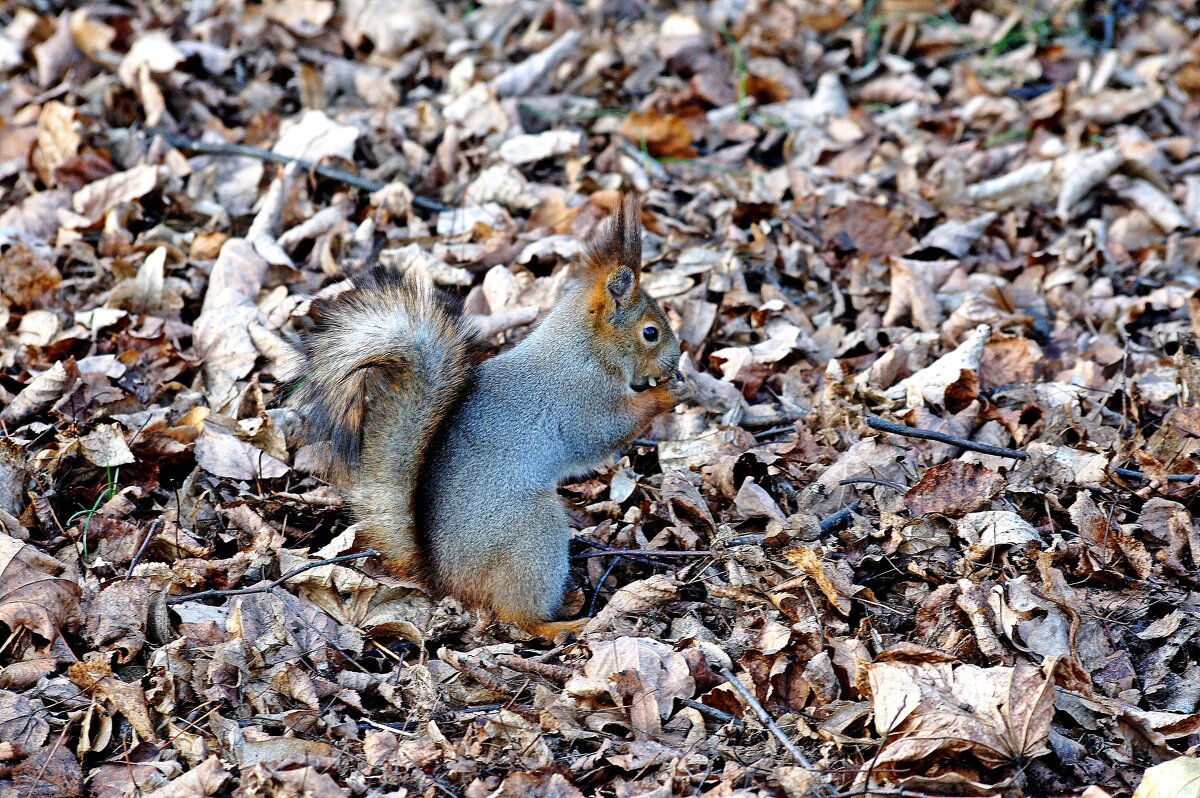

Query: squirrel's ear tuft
<box><xmin>583</xmin><ymin>192</ymin><xmax>643</xmax><ymax>285</ymax></box>
<box><xmin>606</xmin><ymin>266</ymin><xmax>635</xmax><ymax>304</ymax></box>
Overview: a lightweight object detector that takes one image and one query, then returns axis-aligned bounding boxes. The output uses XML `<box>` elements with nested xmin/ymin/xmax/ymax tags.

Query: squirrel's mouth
<box><xmin>630</xmin><ymin>376</ymin><xmax>659</xmax><ymax>392</ymax></box>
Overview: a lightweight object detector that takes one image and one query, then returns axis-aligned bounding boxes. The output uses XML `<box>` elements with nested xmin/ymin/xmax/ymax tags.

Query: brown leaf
<box><xmin>779</xmin><ymin>546</ymin><xmax>861</xmax><ymax>615</ymax></box>
<box><xmin>194</xmin><ymin>427</ymin><xmax>289</xmax><ymax>480</ymax></box>
<box><xmin>67</xmin><ymin>658</ymin><xmax>158</xmax><ymax>742</ymax></box>
<box><xmin>0</xmin><ymin>244</ymin><xmax>61</xmax><ymax>309</ymax></box>
<box><xmin>618</xmin><ymin>109</ymin><xmax>698</xmax><ymax>159</ymax></box>
<box><xmin>0</xmin><ymin>190</ymin><xmax>73</xmax><ymax>241</ymax></box>
<box><xmin>0</xmin><ymin>360</ymin><xmax>77</xmax><ymax>426</ymax></box>
<box><xmin>35</xmin><ymin>100</ymin><xmax>81</xmax><ymax>185</ymax></box>
<box><xmin>906</xmin><ymin>461</ymin><xmax>1006</xmax><ymax>518</ymax></box>
<box><xmin>86</xmin><ymin>579</ymin><xmax>152</xmax><ymax>663</ymax></box>
<box><xmin>566</xmin><ymin>637</ymin><xmax>695</xmax><ymax>738</ymax></box>
<box><xmin>866</xmin><ymin>657</ymin><xmax>1055</xmax><ymax>775</ymax></box>
<box><xmin>80</xmin><ymin>423</ymin><xmax>137</xmax><ymax>468</ymax></box>
<box><xmin>4</xmin><ymin>735</ymin><xmax>84</xmax><ymax>798</ymax></box>
<box><xmin>825</xmin><ymin>202</ymin><xmax>915</xmax><ymax>258</ymax></box>
<box><xmin>71</xmin><ymin>164</ymin><xmax>160</xmax><ymax>222</ymax></box>
<box><xmin>1070</xmin><ymin>490</ymin><xmax>1152</xmax><ymax>579</ymax></box>
<box><xmin>0</xmin><ymin>689</ymin><xmax>49</xmax><ymax>746</ymax></box>
<box><xmin>0</xmin><ymin>534</ymin><xmax>81</xmax><ymax>642</ymax></box>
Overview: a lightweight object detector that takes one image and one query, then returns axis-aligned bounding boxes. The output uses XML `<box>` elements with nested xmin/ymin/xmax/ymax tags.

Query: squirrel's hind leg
<box><xmin>445</xmin><ymin>490</ymin><xmax>581</xmax><ymax>641</ymax></box>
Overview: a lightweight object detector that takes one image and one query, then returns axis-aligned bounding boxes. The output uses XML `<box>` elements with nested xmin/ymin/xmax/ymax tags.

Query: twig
<box><xmin>819</xmin><ymin>501</ymin><xmax>860</xmax><ymax>533</ymax></box>
<box><xmin>1113</xmin><ymin>467</ymin><xmax>1197</xmax><ymax>483</ymax></box>
<box><xmin>359</xmin><ymin>703</ymin><xmax>509</xmax><ymax>733</ymax></box>
<box><xmin>573</xmin><ymin>548</ymin><xmax>716</xmax><ymax>559</ymax></box>
<box><xmin>573</xmin><ymin>539</ymin><xmax>673</xmax><ymax>569</ymax></box>
<box><xmin>166</xmin><ymin>550</ymin><xmax>378</xmax><ymax>605</ymax></box>
<box><xmin>725</xmin><ymin>502</ymin><xmax>861</xmax><ymax>548</ymax></box>
<box><xmin>867</xmin><ymin>415</ymin><xmax>1196</xmax><ymax>483</ymax></box>
<box><xmin>139</xmin><ymin>128</ymin><xmax>450</xmax><ymax>214</ymax></box>
<box><xmin>126</xmin><ymin>519</ymin><xmax>163</xmax><ymax>579</ymax></box>
<box><xmin>495</xmin><ymin>654</ymin><xmax>575</xmax><ymax>681</ymax></box>
<box><xmin>838</xmin><ymin>477</ymin><xmax>908</xmax><ymax>493</ymax></box>
<box><xmin>867</xmin><ymin>415</ymin><xmax>1028</xmax><ymax>460</ymax></box>
<box><xmin>440</xmin><ymin>649</ymin><xmax>517</xmax><ymax>696</ymax></box>
<box><xmin>588</xmin><ymin>554</ymin><xmax>624</xmax><ymax>616</ymax></box>
<box><xmin>679</xmin><ymin>696</ymin><xmax>743</xmax><ymax>728</ymax></box>
<box><xmin>718</xmin><ymin>667</ymin><xmax>834</xmax><ymax>795</ymax></box>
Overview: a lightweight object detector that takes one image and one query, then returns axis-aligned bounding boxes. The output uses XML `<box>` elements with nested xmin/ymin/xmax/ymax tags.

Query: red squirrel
<box><xmin>287</xmin><ymin>195</ymin><xmax>685</xmax><ymax>638</ymax></box>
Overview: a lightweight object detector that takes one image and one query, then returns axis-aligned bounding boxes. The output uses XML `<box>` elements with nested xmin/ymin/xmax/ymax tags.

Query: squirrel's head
<box><xmin>579</xmin><ymin>194</ymin><xmax>681</xmax><ymax>391</ymax></box>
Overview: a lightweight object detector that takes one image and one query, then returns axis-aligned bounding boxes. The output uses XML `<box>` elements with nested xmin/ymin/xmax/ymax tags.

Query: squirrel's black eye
<box><xmin>642</xmin><ymin>326</ymin><xmax>659</xmax><ymax>343</ymax></box>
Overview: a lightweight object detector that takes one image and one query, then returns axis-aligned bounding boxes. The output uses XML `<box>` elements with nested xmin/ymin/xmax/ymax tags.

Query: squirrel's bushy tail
<box><xmin>286</xmin><ymin>268</ymin><xmax>477</xmax><ymax>577</ymax></box>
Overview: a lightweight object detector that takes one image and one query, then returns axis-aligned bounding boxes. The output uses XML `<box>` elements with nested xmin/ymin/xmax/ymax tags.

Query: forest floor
<box><xmin>1</xmin><ymin>0</ymin><xmax>1199</xmax><ymax>796</ymax></box>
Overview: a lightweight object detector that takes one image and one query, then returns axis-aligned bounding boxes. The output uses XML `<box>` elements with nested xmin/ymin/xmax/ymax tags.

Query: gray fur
<box><xmin>424</xmin><ymin>275</ymin><xmax>681</xmax><ymax>625</ymax></box>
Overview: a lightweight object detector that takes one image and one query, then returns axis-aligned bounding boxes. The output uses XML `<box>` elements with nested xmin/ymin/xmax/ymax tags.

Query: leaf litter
<box><xmin>0</xmin><ymin>1</ymin><xmax>1199</xmax><ymax>797</ymax></box>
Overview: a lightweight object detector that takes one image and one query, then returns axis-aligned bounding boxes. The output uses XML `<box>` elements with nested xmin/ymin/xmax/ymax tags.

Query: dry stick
<box><xmin>166</xmin><ymin>550</ymin><xmax>379</xmax><ymax>605</ymax></box>
<box><xmin>717</xmin><ymin>667</ymin><xmax>834</xmax><ymax>796</ymax></box>
<box><xmin>817</xmin><ymin>501</ymin><xmax>861</xmax><ymax>533</ymax></box>
<box><xmin>679</xmin><ymin>696</ymin><xmax>744</xmax><ymax>729</ymax></box>
<box><xmin>581</xmin><ymin>502</ymin><xmax>863</xmax><ymax>560</ymax></box>
<box><xmin>573</xmin><ymin>548</ymin><xmax>715</xmax><ymax>559</ymax></box>
<box><xmin>867</xmin><ymin>415</ymin><xmax>1028</xmax><ymax>460</ymax></box>
<box><xmin>866</xmin><ymin>415</ymin><xmax>1197</xmax><ymax>483</ymax></box>
<box><xmin>443</xmin><ymin>652</ymin><xmax>517</xmax><ymax>697</ymax></box>
<box><xmin>495</xmin><ymin>654</ymin><xmax>575</xmax><ymax>682</ymax></box>
<box><xmin>838</xmin><ymin>477</ymin><xmax>907</xmax><ymax>493</ymax></box>
<box><xmin>139</xmin><ymin>128</ymin><xmax>451</xmax><ymax>214</ymax></box>
<box><xmin>126</xmin><ymin>519</ymin><xmax>163</xmax><ymax>579</ymax></box>
<box><xmin>573</xmin><ymin>539</ymin><xmax>674</xmax><ymax>567</ymax></box>
<box><xmin>694</xmin><ymin>502</ymin><xmax>865</xmax><ymax>548</ymax></box>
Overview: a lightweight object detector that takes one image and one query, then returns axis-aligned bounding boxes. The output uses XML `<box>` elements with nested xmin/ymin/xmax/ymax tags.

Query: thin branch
<box><xmin>126</xmin><ymin>519</ymin><xmax>162</xmax><ymax>579</ymax></box>
<box><xmin>440</xmin><ymin>650</ymin><xmax>517</xmax><ymax>696</ymax></box>
<box><xmin>867</xmin><ymin>415</ymin><xmax>1197</xmax><ymax>482</ymax></box>
<box><xmin>359</xmin><ymin>703</ymin><xmax>509</xmax><ymax>733</ymax></box>
<box><xmin>139</xmin><ymin>128</ymin><xmax>450</xmax><ymax>214</ymax></box>
<box><xmin>867</xmin><ymin>415</ymin><xmax>1028</xmax><ymax>460</ymax></box>
<box><xmin>726</xmin><ymin>502</ymin><xmax>861</xmax><ymax>548</ymax></box>
<box><xmin>718</xmin><ymin>667</ymin><xmax>835</xmax><ymax>796</ymax></box>
<box><xmin>572</xmin><ymin>539</ymin><xmax>673</xmax><ymax>569</ymax></box>
<box><xmin>838</xmin><ymin>477</ymin><xmax>908</xmax><ymax>493</ymax></box>
<box><xmin>572</xmin><ymin>548</ymin><xmax>716</xmax><ymax>559</ymax></box>
<box><xmin>820</xmin><ymin>501</ymin><xmax>861</xmax><ymax>533</ymax></box>
<box><xmin>588</xmin><ymin>554</ymin><xmax>625</xmax><ymax>616</ymax></box>
<box><xmin>495</xmin><ymin>654</ymin><xmax>575</xmax><ymax>682</ymax></box>
<box><xmin>679</xmin><ymin>697</ymin><xmax>744</xmax><ymax>728</ymax></box>
<box><xmin>166</xmin><ymin>550</ymin><xmax>378</xmax><ymax>605</ymax></box>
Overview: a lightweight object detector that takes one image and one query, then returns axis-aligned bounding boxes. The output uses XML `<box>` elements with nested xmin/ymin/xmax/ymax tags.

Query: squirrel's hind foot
<box><xmin>517</xmin><ymin>617</ymin><xmax>589</xmax><ymax>643</ymax></box>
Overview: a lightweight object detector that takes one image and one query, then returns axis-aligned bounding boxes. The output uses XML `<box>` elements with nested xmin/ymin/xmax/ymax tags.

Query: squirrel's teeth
<box><xmin>648</xmin><ymin>377</ymin><xmax>658</xmax><ymax>387</ymax></box>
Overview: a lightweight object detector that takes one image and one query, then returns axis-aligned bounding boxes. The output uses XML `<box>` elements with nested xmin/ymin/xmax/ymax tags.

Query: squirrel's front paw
<box><xmin>667</xmin><ymin>369</ymin><xmax>690</xmax><ymax>400</ymax></box>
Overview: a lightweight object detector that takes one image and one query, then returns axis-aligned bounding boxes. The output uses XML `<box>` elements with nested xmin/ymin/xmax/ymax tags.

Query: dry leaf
<box><xmin>498</xmin><ymin>130</ymin><xmax>582</xmax><ymax>165</ymax></box>
<box><xmin>72</xmin><ymin>164</ymin><xmax>159</xmax><ymax>222</ymax></box>
<box><xmin>618</xmin><ymin>109</ymin><xmax>698</xmax><ymax>159</ymax></box>
<box><xmin>906</xmin><ymin>461</ymin><xmax>1006</xmax><ymax>518</ymax></box>
<box><xmin>80</xmin><ymin>424</ymin><xmax>136</xmax><ymax>468</ymax></box>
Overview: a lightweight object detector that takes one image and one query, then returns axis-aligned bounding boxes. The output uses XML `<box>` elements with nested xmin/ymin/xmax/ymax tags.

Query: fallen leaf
<box><xmin>194</xmin><ymin>427</ymin><xmax>289</xmax><ymax>480</ymax></box>
<box><xmin>80</xmin><ymin>423</ymin><xmax>136</xmax><ymax>468</ymax></box>
<box><xmin>566</xmin><ymin>637</ymin><xmax>695</xmax><ymax>738</ymax></box>
<box><xmin>906</xmin><ymin>461</ymin><xmax>1006</xmax><ymax>518</ymax></box>
<box><xmin>498</xmin><ymin>130</ymin><xmax>582</xmax><ymax>165</ymax></box>
<box><xmin>1133</xmin><ymin>757</ymin><xmax>1200</xmax><ymax>798</ymax></box>
<box><xmin>618</xmin><ymin>109</ymin><xmax>698</xmax><ymax>159</ymax></box>
<box><xmin>72</xmin><ymin>164</ymin><xmax>159</xmax><ymax>222</ymax></box>
<box><xmin>866</xmin><ymin>656</ymin><xmax>1055</xmax><ymax>775</ymax></box>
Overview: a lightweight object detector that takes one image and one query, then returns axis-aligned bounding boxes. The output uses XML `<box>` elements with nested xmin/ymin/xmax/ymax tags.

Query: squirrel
<box><xmin>286</xmin><ymin>195</ymin><xmax>686</xmax><ymax>639</ymax></box>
